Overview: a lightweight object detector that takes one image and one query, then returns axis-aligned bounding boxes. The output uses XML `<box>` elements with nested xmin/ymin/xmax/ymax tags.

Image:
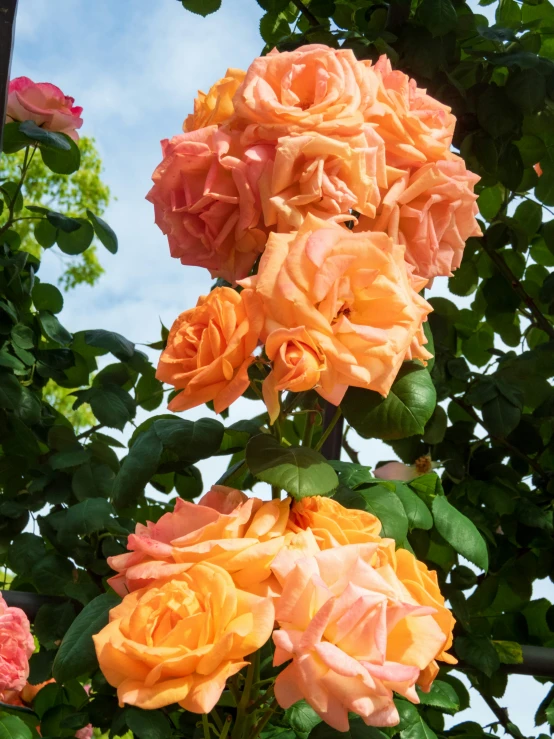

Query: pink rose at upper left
<box><xmin>270</xmin><ymin>545</ymin><xmax>447</xmax><ymax>731</ymax></box>
<box><xmin>6</xmin><ymin>77</ymin><xmax>83</xmax><ymax>141</ymax></box>
<box><xmin>0</xmin><ymin>592</ymin><xmax>35</xmax><ymax>700</ymax></box>
<box><xmin>146</xmin><ymin>125</ymin><xmax>273</xmax><ymax>284</ymax></box>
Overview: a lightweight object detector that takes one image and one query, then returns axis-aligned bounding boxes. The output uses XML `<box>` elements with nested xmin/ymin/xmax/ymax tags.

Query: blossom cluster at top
<box><xmin>148</xmin><ymin>45</ymin><xmax>480</xmax><ymax>420</ymax></box>
<box><xmin>94</xmin><ymin>488</ymin><xmax>455</xmax><ymax>730</ymax></box>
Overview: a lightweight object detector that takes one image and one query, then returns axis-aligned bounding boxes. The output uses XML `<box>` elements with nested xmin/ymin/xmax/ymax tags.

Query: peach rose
<box><xmin>289</xmin><ymin>495</ymin><xmax>382</xmax><ymax>548</ymax></box>
<box><xmin>262</xmin><ymin>327</ymin><xmax>326</xmax><ymax>423</ymax></box>
<box><xmin>146</xmin><ymin>126</ymin><xmax>272</xmax><ymax>283</ymax></box>
<box><xmin>356</xmin><ymin>158</ymin><xmax>481</xmax><ymax>280</ymax></box>
<box><xmin>362</xmin><ymin>56</ymin><xmax>456</xmax><ymax>168</ymax></box>
<box><xmin>7</xmin><ymin>77</ymin><xmax>83</xmax><ymax>140</ymax></box>
<box><xmin>259</xmin><ymin>128</ymin><xmax>387</xmax><ymax>231</ymax></box>
<box><xmin>108</xmin><ymin>488</ymin><xmax>294</xmax><ymax>597</ymax></box>
<box><xmin>184</xmin><ymin>68</ymin><xmax>246</xmax><ymax>132</ymax></box>
<box><xmin>0</xmin><ymin>593</ymin><xmax>34</xmax><ymax>699</ymax></box>
<box><xmin>156</xmin><ymin>287</ymin><xmax>262</xmax><ymax>414</ymax></box>
<box><xmin>94</xmin><ymin>563</ymin><xmax>274</xmax><ymax>713</ymax></box>
<box><xmin>233</xmin><ymin>45</ymin><xmax>375</xmax><ymax>143</ymax></box>
<box><xmin>270</xmin><ymin>545</ymin><xmax>449</xmax><ymax>730</ymax></box>
<box><xmin>240</xmin><ymin>215</ymin><xmax>432</xmax><ymax>407</ymax></box>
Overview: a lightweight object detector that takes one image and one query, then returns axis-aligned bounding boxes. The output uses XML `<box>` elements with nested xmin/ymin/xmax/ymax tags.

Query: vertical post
<box><xmin>0</xmin><ymin>0</ymin><xmax>18</xmax><ymax>151</ymax></box>
<box><xmin>320</xmin><ymin>402</ymin><xmax>344</xmax><ymax>461</ymax></box>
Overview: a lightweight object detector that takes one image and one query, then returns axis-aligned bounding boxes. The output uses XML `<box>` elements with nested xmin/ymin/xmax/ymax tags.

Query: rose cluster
<box><xmin>148</xmin><ymin>45</ymin><xmax>480</xmax><ymax>420</ymax></box>
<box><xmin>94</xmin><ymin>489</ymin><xmax>455</xmax><ymax>730</ymax></box>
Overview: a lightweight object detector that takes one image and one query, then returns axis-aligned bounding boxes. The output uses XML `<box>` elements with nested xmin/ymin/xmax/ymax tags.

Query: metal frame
<box><xmin>0</xmin><ymin>0</ymin><xmax>18</xmax><ymax>151</ymax></box>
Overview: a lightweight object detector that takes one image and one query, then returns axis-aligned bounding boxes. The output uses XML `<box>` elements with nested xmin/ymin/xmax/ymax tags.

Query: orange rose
<box><xmin>184</xmin><ymin>68</ymin><xmax>246</xmax><ymax>132</ymax></box>
<box><xmin>146</xmin><ymin>126</ymin><xmax>271</xmax><ymax>283</ymax></box>
<box><xmin>156</xmin><ymin>287</ymin><xmax>262</xmax><ymax>414</ymax></box>
<box><xmin>289</xmin><ymin>495</ymin><xmax>381</xmax><ymax>548</ymax></box>
<box><xmin>259</xmin><ymin>128</ymin><xmax>388</xmax><ymax>231</ymax></box>
<box><xmin>262</xmin><ymin>327</ymin><xmax>326</xmax><ymax>423</ymax></box>
<box><xmin>270</xmin><ymin>545</ymin><xmax>450</xmax><ymax>730</ymax></box>
<box><xmin>108</xmin><ymin>488</ymin><xmax>294</xmax><ymax>597</ymax></box>
<box><xmin>356</xmin><ymin>158</ymin><xmax>481</xmax><ymax>280</ymax></box>
<box><xmin>362</xmin><ymin>55</ymin><xmax>456</xmax><ymax>168</ymax></box>
<box><xmin>240</xmin><ymin>215</ymin><xmax>432</xmax><ymax>408</ymax></box>
<box><xmin>234</xmin><ymin>45</ymin><xmax>375</xmax><ymax>143</ymax></box>
<box><xmin>94</xmin><ymin>564</ymin><xmax>274</xmax><ymax>713</ymax></box>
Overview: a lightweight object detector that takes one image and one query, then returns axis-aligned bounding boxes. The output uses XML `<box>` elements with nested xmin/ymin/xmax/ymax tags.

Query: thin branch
<box><xmin>290</xmin><ymin>0</ymin><xmax>320</xmax><ymax>27</ymax></box>
<box><xmin>480</xmin><ymin>237</ymin><xmax>554</xmax><ymax>340</ymax></box>
<box><xmin>452</xmin><ymin>397</ymin><xmax>547</xmax><ymax>478</ymax></box>
<box><xmin>479</xmin><ymin>691</ymin><xmax>524</xmax><ymax>739</ymax></box>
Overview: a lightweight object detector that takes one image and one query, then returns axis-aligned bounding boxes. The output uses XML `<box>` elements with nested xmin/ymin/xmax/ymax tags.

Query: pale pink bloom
<box><xmin>0</xmin><ymin>593</ymin><xmax>34</xmax><ymax>699</ymax></box>
<box><xmin>270</xmin><ymin>545</ymin><xmax>447</xmax><ymax>731</ymax></box>
<box><xmin>146</xmin><ymin>126</ymin><xmax>272</xmax><ymax>283</ymax></box>
<box><xmin>375</xmin><ymin>456</ymin><xmax>437</xmax><ymax>482</ymax></box>
<box><xmin>7</xmin><ymin>77</ymin><xmax>83</xmax><ymax>140</ymax></box>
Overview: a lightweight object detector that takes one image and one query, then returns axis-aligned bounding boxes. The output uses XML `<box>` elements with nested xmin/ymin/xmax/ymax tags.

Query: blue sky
<box><xmin>10</xmin><ymin>0</ymin><xmax>551</xmax><ymax>732</ymax></box>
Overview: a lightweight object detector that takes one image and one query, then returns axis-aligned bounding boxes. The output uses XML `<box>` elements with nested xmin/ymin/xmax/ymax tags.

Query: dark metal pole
<box><xmin>320</xmin><ymin>401</ymin><xmax>344</xmax><ymax>460</ymax></box>
<box><xmin>0</xmin><ymin>0</ymin><xmax>18</xmax><ymax>151</ymax></box>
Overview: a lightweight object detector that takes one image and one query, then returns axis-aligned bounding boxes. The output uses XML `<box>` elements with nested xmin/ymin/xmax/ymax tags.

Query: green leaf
<box><xmin>40</xmin><ymin>134</ymin><xmax>81</xmax><ymax>174</ymax></box>
<box><xmin>359</xmin><ymin>485</ymin><xmax>408</xmax><ymax>541</ymax></box>
<box><xmin>481</xmin><ymin>393</ymin><xmax>521</xmax><ymax>438</ymax></box>
<box><xmin>181</xmin><ymin>0</ymin><xmax>221</xmax><ymax>15</ymax></box>
<box><xmin>31</xmin><ymin>553</ymin><xmax>74</xmax><ymax>596</ymax></box>
<box><xmin>514</xmin><ymin>199</ymin><xmax>542</xmax><ymax>237</ymax></box>
<box><xmin>2</xmin><ymin>121</ymin><xmax>32</xmax><ymax>153</ymax></box>
<box><xmin>34</xmin><ymin>218</ymin><xmax>57</xmax><ymax>248</ymax></box>
<box><xmin>7</xmin><ymin>533</ymin><xmax>46</xmax><ymax>575</ymax></box>
<box><xmin>11</xmin><ymin>323</ymin><xmax>34</xmax><ymax>350</ymax></box>
<box><xmin>34</xmin><ymin>601</ymin><xmax>75</xmax><ymax>649</ymax></box>
<box><xmin>111</xmin><ymin>427</ymin><xmax>162</xmax><ymax>510</ymax></box>
<box><xmin>74</xmin><ymin>384</ymin><xmax>135</xmax><ymax>430</ymax></box>
<box><xmin>56</xmin><ymin>218</ymin><xmax>94</xmax><ymax>255</ymax></box>
<box><xmin>135</xmin><ymin>371</ymin><xmax>163</xmax><ymax>411</ymax></box>
<box><xmin>32</xmin><ymin>282</ymin><xmax>64</xmax><ymax>313</ymax></box>
<box><xmin>246</xmin><ymin>434</ymin><xmax>338</xmax><ymax>499</ymax></box>
<box><xmin>0</xmin><ymin>372</ymin><xmax>23</xmax><ymax>410</ymax></box>
<box><xmin>328</xmin><ymin>461</ymin><xmax>373</xmax><ymax>489</ymax></box>
<box><xmin>260</xmin><ymin>10</ymin><xmax>290</xmax><ymax>44</ymax></box>
<box><xmin>53</xmin><ymin>591</ymin><xmax>121</xmax><ymax>683</ymax></box>
<box><xmin>432</xmin><ymin>495</ymin><xmax>489</xmax><ymax>570</ymax></box>
<box><xmin>477</xmin><ymin>185</ymin><xmax>504</xmax><ymax>220</ymax></box>
<box><xmin>416</xmin><ymin>680</ymin><xmax>460</xmax><ymax>714</ymax></box>
<box><xmin>26</xmin><ymin>206</ymin><xmax>81</xmax><ymax>233</ymax></box>
<box><xmin>342</xmin><ymin>363</ymin><xmax>436</xmax><ymax>441</ymax></box>
<box><xmin>0</xmin><ymin>715</ymin><xmax>32</xmax><ymax>739</ymax></box>
<box><xmin>84</xmin><ymin>329</ymin><xmax>135</xmax><ymax>360</ymax></box>
<box><xmin>393</xmin><ymin>483</ymin><xmax>433</xmax><ymax>531</ymax></box>
<box><xmin>125</xmin><ymin>707</ymin><xmax>173</xmax><ymax>739</ymax></box>
<box><xmin>493</xmin><ymin>640</ymin><xmax>524</xmax><ymax>664</ymax></box>
<box><xmin>286</xmin><ymin>701</ymin><xmax>322</xmax><ymax>735</ymax></box>
<box><xmin>417</xmin><ymin>0</ymin><xmax>457</xmax><ymax>36</ymax></box>
<box><xmin>454</xmin><ymin>636</ymin><xmax>500</xmax><ymax>677</ymax></box>
<box><xmin>86</xmin><ymin>210</ymin><xmax>118</xmax><ymax>254</ymax></box>
<box><xmin>0</xmin><ymin>181</ymin><xmax>23</xmax><ymax>212</ymax></box>
<box><xmin>477</xmin><ymin>86</ymin><xmax>522</xmax><ymax>138</ymax></box>
<box><xmin>18</xmin><ymin>120</ymin><xmax>71</xmax><ymax>150</ymax></box>
<box><xmin>39</xmin><ymin>311</ymin><xmax>72</xmax><ymax>346</ymax></box>
<box><xmin>506</xmin><ymin>69</ymin><xmax>545</xmax><ymax>113</ymax></box>
<box><xmin>175</xmin><ymin>466</ymin><xmax>203</xmax><ymax>500</ymax></box>
<box><xmin>59</xmin><ymin>498</ymin><xmax>116</xmax><ymax>539</ymax></box>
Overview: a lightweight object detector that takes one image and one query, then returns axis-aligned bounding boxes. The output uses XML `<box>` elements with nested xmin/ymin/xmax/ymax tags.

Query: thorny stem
<box><xmin>479</xmin><ymin>691</ymin><xmax>525</xmax><ymax>739</ymax></box>
<box><xmin>314</xmin><ymin>406</ymin><xmax>342</xmax><ymax>452</ymax></box>
<box><xmin>0</xmin><ymin>144</ymin><xmax>38</xmax><ymax>237</ymax></box>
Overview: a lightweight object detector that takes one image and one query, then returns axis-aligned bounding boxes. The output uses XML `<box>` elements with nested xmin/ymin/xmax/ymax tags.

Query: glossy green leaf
<box><xmin>432</xmin><ymin>496</ymin><xmax>489</xmax><ymax>570</ymax></box>
<box><xmin>86</xmin><ymin>210</ymin><xmax>118</xmax><ymax>254</ymax></box>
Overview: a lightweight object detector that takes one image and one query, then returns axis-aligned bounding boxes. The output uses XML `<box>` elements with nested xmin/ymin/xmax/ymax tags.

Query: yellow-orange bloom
<box><xmin>259</xmin><ymin>128</ymin><xmax>388</xmax><ymax>231</ymax></box>
<box><xmin>362</xmin><ymin>55</ymin><xmax>456</xmax><ymax>168</ymax></box>
<box><xmin>94</xmin><ymin>564</ymin><xmax>274</xmax><ymax>713</ymax></box>
<box><xmin>108</xmin><ymin>487</ymin><xmax>294</xmax><ymax>597</ymax></box>
<box><xmin>156</xmin><ymin>287</ymin><xmax>262</xmax><ymax>414</ymax></box>
<box><xmin>184</xmin><ymin>68</ymin><xmax>246</xmax><ymax>132</ymax></box>
<box><xmin>356</xmin><ymin>157</ymin><xmax>481</xmax><ymax>280</ymax></box>
<box><xmin>240</xmin><ymin>215</ymin><xmax>432</xmax><ymax>409</ymax></box>
<box><xmin>270</xmin><ymin>544</ymin><xmax>451</xmax><ymax>730</ymax></box>
<box><xmin>234</xmin><ymin>44</ymin><xmax>375</xmax><ymax>143</ymax></box>
<box><xmin>289</xmin><ymin>495</ymin><xmax>381</xmax><ymax>548</ymax></box>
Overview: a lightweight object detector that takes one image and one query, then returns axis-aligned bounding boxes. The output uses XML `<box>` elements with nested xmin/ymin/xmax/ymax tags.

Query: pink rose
<box><xmin>147</xmin><ymin>126</ymin><xmax>272</xmax><ymax>283</ymax></box>
<box><xmin>6</xmin><ymin>77</ymin><xmax>83</xmax><ymax>141</ymax></box>
<box><xmin>0</xmin><ymin>593</ymin><xmax>34</xmax><ymax>699</ymax></box>
<box><xmin>270</xmin><ymin>545</ymin><xmax>448</xmax><ymax>731</ymax></box>
<box><xmin>356</xmin><ymin>158</ymin><xmax>481</xmax><ymax>280</ymax></box>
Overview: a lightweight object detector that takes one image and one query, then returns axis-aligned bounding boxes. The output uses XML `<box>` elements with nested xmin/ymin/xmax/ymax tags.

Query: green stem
<box><xmin>219</xmin><ymin>716</ymin><xmax>232</xmax><ymax>739</ymax></box>
<box><xmin>248</xmin><ymin>699</ymin><xmax>278</xmax><ymax>739</ymax></box>
<box><xmin>202</xmin><ymin>713</ymin><xmax>212</xmax><ymax>739</ymax></box>
<box><xmin>211</xmin><ymin>709</ymin><xmax>224</xmax><ymax>733</ymax></box>
<box><xmin>290</xmin><ymin>0</ymin><xmax>320</xmax><ymax>26</ymax></box>
<box><xmin>271</xmin><ymin>485</ymin><xmax>281</xmax><ymax>500</ymax></box>
<box><xmin>232</xmin><ymin>654</ymin><xmax>259</xmax><ymax>739</ymax></box>
<box><xmin>246</xmin><ymin>685</ymin><xmax>275</xmax><ymax>715</ymax></box>
<box><xmin>302</xmin><ymin>410</ymin><xmax>316</xmax><ymax>448</ymax></box>
<box><xmin>314</xmin><ymin>406</ymin><xmax>342</xmax><ymax>452</ymax></box>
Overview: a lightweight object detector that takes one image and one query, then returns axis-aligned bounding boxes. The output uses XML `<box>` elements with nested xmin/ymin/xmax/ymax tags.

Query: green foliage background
<box><xmin>1</xmin><ymin>0</ymin><xmax>554</xmax><ymax>737</ymax></box>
